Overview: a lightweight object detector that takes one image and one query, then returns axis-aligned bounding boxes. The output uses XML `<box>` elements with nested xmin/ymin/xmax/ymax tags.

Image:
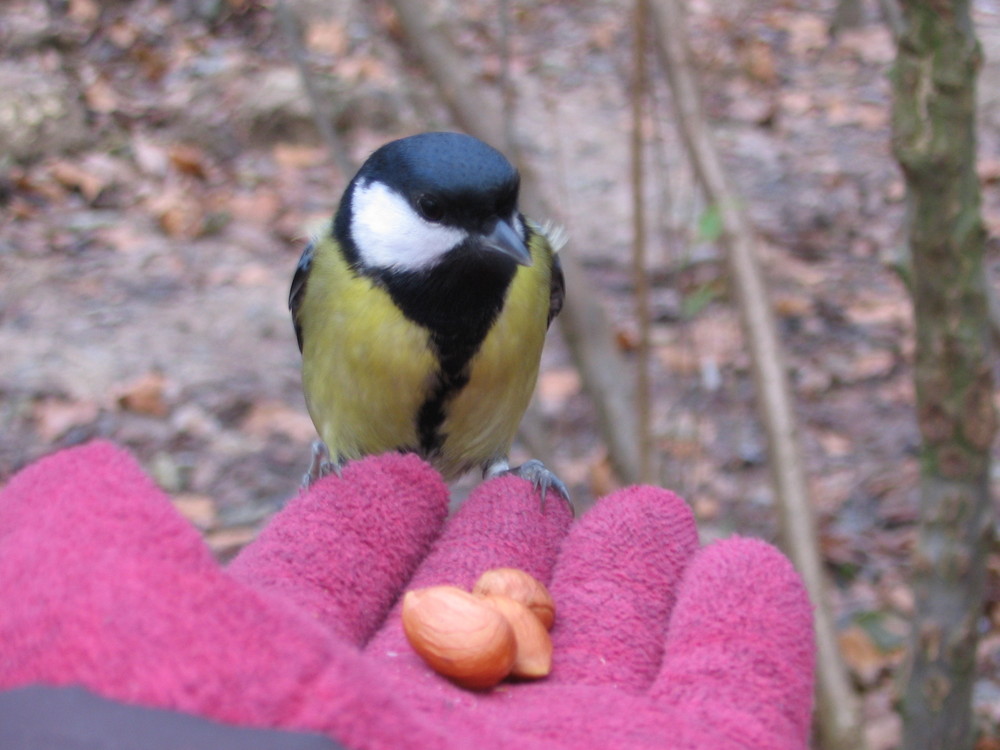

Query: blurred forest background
<box><xmin>2</xmin><ymin>0</ymin><xmax>1000</xmax><ymax>747</ymax></box>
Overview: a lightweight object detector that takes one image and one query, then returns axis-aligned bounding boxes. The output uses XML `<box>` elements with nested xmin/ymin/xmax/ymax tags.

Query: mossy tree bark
<box><xmin>891</xmin><ymin>3</ymin><xmax>997</xmax><ymax>749</ymax></box>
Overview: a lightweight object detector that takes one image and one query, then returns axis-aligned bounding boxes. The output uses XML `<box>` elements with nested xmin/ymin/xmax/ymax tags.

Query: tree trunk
<box><xmin>892</xmin><ymin>3</ymin><xmax>997</xmax><ymax>749</ymax></box>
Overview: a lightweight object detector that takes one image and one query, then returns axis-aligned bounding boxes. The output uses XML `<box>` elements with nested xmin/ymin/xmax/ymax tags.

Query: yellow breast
<box><xmin>299</xmin><ymin>241</ymin><xmax>437</xmax><ymax>460</ymax></box>
<box><xmin>298</xmin><ymin>232</ymin><xmax>556</xmax><ymax>479</ymax></box>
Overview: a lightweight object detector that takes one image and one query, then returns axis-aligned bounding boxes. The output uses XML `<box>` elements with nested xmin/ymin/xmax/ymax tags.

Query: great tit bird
<box><xmin>290</xmin><ymin>132</ymin><xmax>568</xmax><ymax>501</ymax></box>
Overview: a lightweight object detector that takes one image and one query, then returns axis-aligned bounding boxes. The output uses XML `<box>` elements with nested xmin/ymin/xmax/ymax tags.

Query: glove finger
<box><xmin>386</xmin><ymin>475</ymin><xmax>572</xmax><ymax>596</ymax></box>
<box><xmin>651</xmin><ymin>538</ymin><xmax>814</xmax><ymax>747</ymax></box>
<box><xmin>546</xmin><ymin>486</ymin><xmax>699</xmax><ymax>689</ymax></box>
<box><xmin>228</xmin><ymin>453</ymin><xmax>449</xmax><ymax>647</ymax></box>
<box><xmin>364</xmin><ymin>475</ymin><xmax>572</xmax><ymax>679</ymax></box>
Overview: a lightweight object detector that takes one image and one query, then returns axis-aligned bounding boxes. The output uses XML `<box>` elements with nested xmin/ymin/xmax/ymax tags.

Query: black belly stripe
<box><xmin>416</xmin><ymin>327</ymin><xmax>491</xmax><ymax>456</ymax></box>
<box><xmin>416</xmin><ymin>344</ymin><xmax>473</xmax><ymax>456</ymax></box>
<box><xmin>367</xmin><ymin>237</ymin><xmax>525</xmax><ymax>459</ymax></box>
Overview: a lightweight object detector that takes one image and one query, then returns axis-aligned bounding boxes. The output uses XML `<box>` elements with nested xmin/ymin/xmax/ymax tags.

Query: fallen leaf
<box><xmin>171</xmin><ymin>404</ymin><xmax>221</xmax><ymax>439</ymax></box>
<box><xmin>979</xmin><ymin>158</ymin><xmax>1000</xmax><ymax>184</ymax></box>
<box><xmin>774</xmin><ymin>294</ymin><xmax>813</xmax><ymax>318</ymax></box>
<box><xmin>741</xmin><ymin>38</ymin><xmax>778</xmax><ymax>85</ymax></box>
<box><xmin>273</xmin><ymin>142</ymin><xmax>327</xmax><ymax>169</ymax></box>
<box><xmin>727</xmin><ymin>94</ymin><xmax>777</xmax><ymax>125</ymax></box>
<box><xmin>536</xmin><ymin>368</ymin><xmax>581</xmax><ymax>410</ymax></box>
<box><xmin>838</xmin><ymin>625</ymin><xmax>888</xmax><ymax>686</ymax></box>
<box><xmin>779</xmin><ymin>90</ymin><xmax>815</xmax><ymax>116</ymax></box>
<box><xmin>8</xmin><ymin>196</ymin><xmax>39</xmax><ymax>220</ymax></box>
<box><xmin>588</xmin><ymin>453</ymin><xmax>620</xmax><ymax>498</ymax></box>
<box><xmin>817</xmin><ymin>429</ymin><xmax>852</xmax><ymax>458</ymax></box>
<box><xmin>306</xmin><ymin>19</ymin><xmax>348</xmax><ymax>56</ymax></box>
<box><xmin>884</xmin><ymin>584</ymin><xmax>914</xmax><ymax>616</ymax></box>
<box><xmin>233</xmin><ymin>263</ymin><xmax>272</xmax><ymax>286</ymax></box>
<box><xmin>850</xmin><ymin>349</ymin><xmax>896</xmax><ymax>381</ymax></box>
<box><xmin>84</xmin><ymin>76</ymin><xmax>119</xmax><ymax>114</ymax></box>
<box><xmin>117</xmin><ymin>372</ymin><xmax>170</xmax><ymax>417</ymax></box>
<box><xmin>106</xmin><ymin>17</ymin><xmax>140</xmax><ymax>48</ymax></box>
<box><xmin>820</xmin><ymin>531</ymin><xmax>858</xmax><ymax>568</ymax></box>
<box><xmin>846</xmin><ymin>294</ymin><xmax>911</xmax><ymax>328</ymax></box>
<box><xmin>689</xmin><ymin>312</ymin><xmax>743</xmax><ymax>364</ymax></box>
<box><xmin>147</xmin><ymin>188</ymin><xmax>207</xmax><ymax>239</ymax></box>
<box><xmin>68</xmin><ymin>0</ymin><xmax>99</xmax><ymax>24</ymax></box>
<box><xmin>241</xmin><ymin>400</ymin><xmax>317</xmax><ymax>442</ymax></box>
<box><xmin>33</xmin><ymin>397</ymin><xmax>100</xmax><ymax>442</ymax></box>
<box><xmin>228</xmin><ymin>188</ymin><xmax>284</xmax><ymax>225</ymax></box>
<box><xmin>588</xmin><ymin>20</ymin><xmax>619</xmax><ymax>52</ymax></box>
<box><xmin>132</xmin><ymin>43</ymin><xmax>169</xmax><ymax>83</ymax></box>
<box><xmin>657</xmin><ymin>345</ymin><xmax>699</xmax><ymax>376</ymax></box>
<box><xmin>856</xmin><ymin>102</ymin><xmax>889</xmax><ymax>130</ymax></box>
<box><xmin>168</xmin><ymin>143</ymin><xmax>210</xmax><ymax>180</ymax></box>
<box><xmin>865</xmin><ymin>711</ymin><xmax>902</xmax><ymax>750</ymax></box>
<box><xmin>659</xmin><ymin>429</ymin><xmax>702</xmax><ymax>460</ymax></box>
<box><xmin>172</xmin><ymin>493</ymin><xmax>217</xmax><ymax>529</ymax></box>
<box><xmin>48</xmin><ymin>160</ymin><xmax>107</xmax><ymax>202</ymax></box>
<box><xmin>614</xmin><ymin>326</ymin><xmax>639</xmax><ymax>352</ymax></box>
<box><xmin>839</xmin><ymin>616</ymin><xmax>907</xmax><ymax>687</ymax></box>
<box><xmin>132</xmin><ymin>136</ymin><xmax>170</xmax><ymax>176</ymax></box>
<box><xmin>335</xmin><ymin>55</ymin><xmax>390</xmax><ymax>84</ymax></box>
<box><xmin>782</xmin><ymin>13</ymin><xmax>829</xmax><ymax>56</ymax></box>
<box><xmin>692</xmin><ymin>494</ymin><xmax>720</xmax><ymax>521</ymax></box>
<box><xmin>836</xmin><ymin>26</ymin><xmax>895</xmax><ymax>65</ymax></box>
<box><xmin>205</xmin><ymin>525</ymin><xmax>259</xmax><ymax>559</ymax></box>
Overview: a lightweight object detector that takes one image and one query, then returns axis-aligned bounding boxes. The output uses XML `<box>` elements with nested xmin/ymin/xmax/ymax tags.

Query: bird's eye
<box><xmin>417</xmin><ymin>195</ymin><xmax>445</xmax><ymax>223</ymax></box>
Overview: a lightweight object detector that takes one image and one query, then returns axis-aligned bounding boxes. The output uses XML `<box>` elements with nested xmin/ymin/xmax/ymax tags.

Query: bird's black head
<box><xmin>333</xmin><ymin>132</ymin><xmax>531</xmax><ymax>273</ymax></box>
<box><xmin>365</xmin><ymin>132</ymin><xmax>520</xmax><ymax>230</ymax></box>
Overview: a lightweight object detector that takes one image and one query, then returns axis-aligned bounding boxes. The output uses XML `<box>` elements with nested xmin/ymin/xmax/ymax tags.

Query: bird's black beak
<box><xmin>481</xmin><ymin>218</ymin><xmax>532</xmax><ymax>266</ymax></box>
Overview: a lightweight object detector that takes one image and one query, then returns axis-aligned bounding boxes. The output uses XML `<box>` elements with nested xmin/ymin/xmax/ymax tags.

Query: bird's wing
<box><xmin>548</xmin><ymin>251</ymin><xmax>565</xmax><ymax>328</ymax></box>
<box><xmin>289</xmin><ymin>242</ymin><xmax>315</xmax><ymax>352</ymax></box>
<box><xmin>529</xmin><ymin>220</ymin><xmax>566</xmax><ymax>329</ymax></box>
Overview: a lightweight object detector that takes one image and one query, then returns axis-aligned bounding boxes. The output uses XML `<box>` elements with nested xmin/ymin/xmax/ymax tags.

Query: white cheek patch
<box><xmin>351</xmin><ymin>180</ymin><xmax>466</xmax><ymax>271</ymax></box>
<box><xmin>511</xmin><ymin>212</ymin><xmax>524</xmax><ymax>237</ymax></box>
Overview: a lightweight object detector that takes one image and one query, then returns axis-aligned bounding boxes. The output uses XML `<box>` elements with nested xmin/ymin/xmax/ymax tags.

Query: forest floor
<box><xmin>3</xmin><ymin>0</ymin><xmax>1000</xmax><ymax>746</ymax></box>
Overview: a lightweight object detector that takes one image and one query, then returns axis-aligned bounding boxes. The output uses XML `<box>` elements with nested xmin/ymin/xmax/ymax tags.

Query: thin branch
<box><xmin>275</xmin><ymin>0</ymin><xmax>355</xmax><ymax>178</ymax></box>
<box><xmin>497</xmin><ymin>0</ymin><xmax>519</xmax><ymax>159</ymax></box>
<box><xmin>631</xmin><ymin>0</ymin><xmax>654</xmax><ymax>484</ymax></box>
<box><xmin>491</xmin><ymin>0</ymin><xmax>555</xmax><ymax>472</ymax></box>
<box><xmin>648</xmin><ymin>1</ymin><xmax>866</xmax><ymax>748</ymax></box>
<box><xmin>877</xmin><ymin>0</ymin><xmax>904</xmax><ymax>42</ymax></box>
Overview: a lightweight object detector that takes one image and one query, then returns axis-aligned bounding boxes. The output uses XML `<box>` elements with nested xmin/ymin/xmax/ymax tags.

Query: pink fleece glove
<box><xmin>0</xmin><ymin>441</ymin><xmax>814</xmax><ymax>749</ymax></box>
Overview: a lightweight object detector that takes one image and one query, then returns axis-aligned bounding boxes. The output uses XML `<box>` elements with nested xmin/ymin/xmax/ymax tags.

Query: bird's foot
<box><xmin>484</xmin><ymin>458</ymin><xmax>572</xmax><ymax>511</ymax></box>
<box><xmin>301</xmin><ymin>440</ymin><xmax>343</xmax><ymax>489</ymax></box>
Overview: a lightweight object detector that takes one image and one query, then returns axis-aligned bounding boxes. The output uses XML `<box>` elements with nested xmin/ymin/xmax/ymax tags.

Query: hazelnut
<box><xmin>473</xmin><ymin>568</ymin><xmax>556</xmax><ymax>630</ymax></box>
<box><xmin>481</xmin><ymin>594</ymin><xmax>553</xmax><ymax>678</ymax></box>
<box><xmin>401</xmin><ymin>585</ymin><xmax>516</xmax><ymax>689</ymax></box>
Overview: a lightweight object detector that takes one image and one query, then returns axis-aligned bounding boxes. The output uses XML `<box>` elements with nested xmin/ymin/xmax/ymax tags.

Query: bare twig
<box><xmin>491</xmin><ymin>0</ymin><xmax>555</xmax><ymax>472</ymax></box>
<box><xmin>648</xmin><ymin>1</ymin><xmax>866</xmax><ymax>748</ymax></box>
<box><xmin>384</xmin><ymin>0</ymin><xmax>642</xmax><ymax>485</ymax></box>
<box><xmin>631</xmin><ymin>0</ymin><xmax>654</xmax><ymax>484</ymax></box>
<box><xmin>275</xmin><ymin>0</ymin><xmax>355</xmax><ymax>178</ymax></box>
<box><xmin>877</xmin><ymin>0</ymin><xmax>904</xmax><ymax>42</ymax></box>
<box><xmin>497</xmin><ymin>0</ymin><xmax>519</xmax><ymax>159</ymax></box>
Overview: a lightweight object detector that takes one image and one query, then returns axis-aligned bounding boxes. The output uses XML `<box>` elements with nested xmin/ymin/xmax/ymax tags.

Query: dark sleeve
<box><xmin>0</xmin><ymin>685</ymin><xmax>343</xmax><ymax>750</ymax></box>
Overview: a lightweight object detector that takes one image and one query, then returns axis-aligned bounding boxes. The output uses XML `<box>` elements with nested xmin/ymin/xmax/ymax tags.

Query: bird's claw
<box><xmin>485</xmin><ymin>458</ymin><xmax>572</xmax><ymax>512</ymax></box>
<box><xmin>301</xmin><ymin>440</ymin><xmax>342</xmax><ymax>489</ymax></box>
